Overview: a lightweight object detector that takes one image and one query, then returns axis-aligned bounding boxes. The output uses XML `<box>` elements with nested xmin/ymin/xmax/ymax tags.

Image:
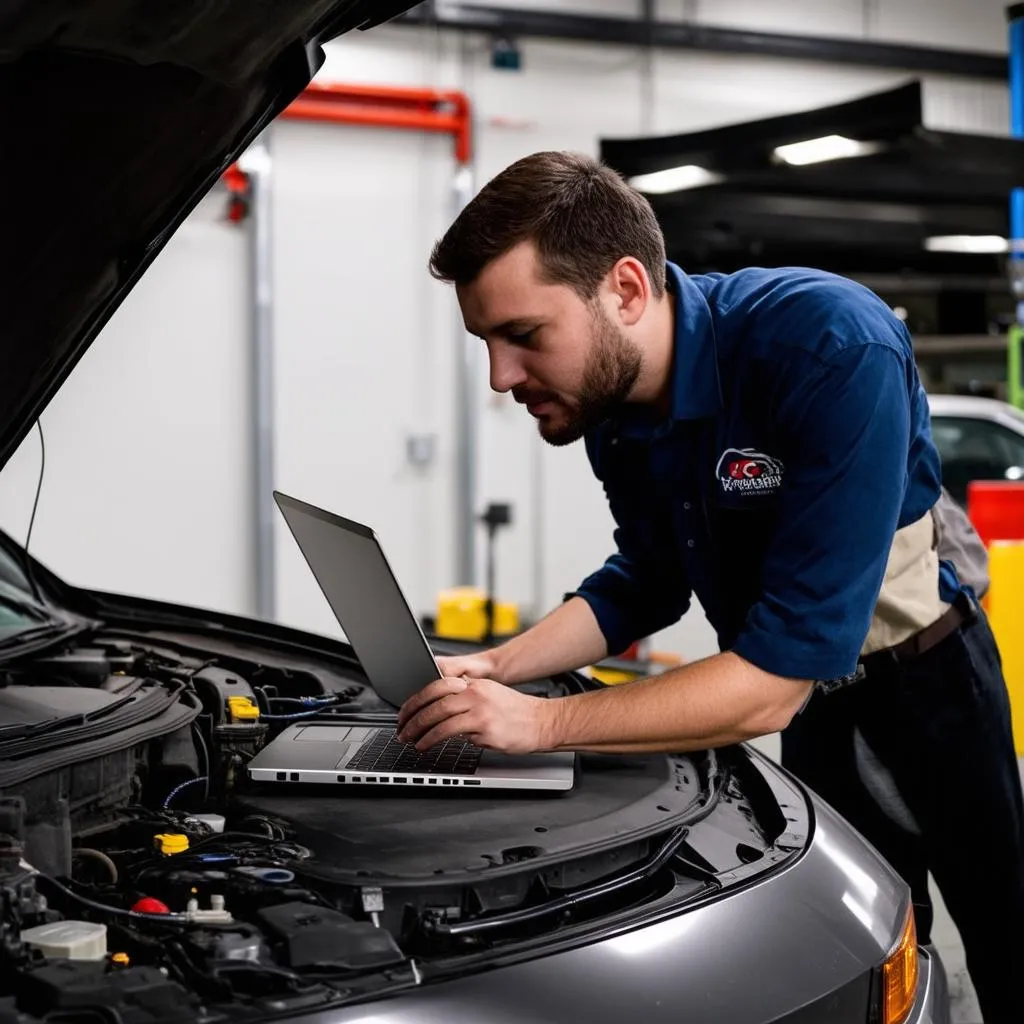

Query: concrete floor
<box><xmin>748</xmin><ymin>735</ymin><xmax>1021</xmax><ymax>1024</ymax></box>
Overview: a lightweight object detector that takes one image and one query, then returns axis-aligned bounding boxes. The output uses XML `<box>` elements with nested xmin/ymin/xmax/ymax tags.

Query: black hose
<box><xmin>34</xmin><ymin>873</ymin><xmax>189</xmax><ymax>923</ymax></box>
<box><xmin>71</xmin><ymin>848</ymin><xmax>119</xmax><ymax>883</ymax></box>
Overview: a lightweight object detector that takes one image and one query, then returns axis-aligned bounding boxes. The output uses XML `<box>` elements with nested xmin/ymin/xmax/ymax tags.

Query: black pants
<box><xmin>781</xmin><ymin>606</ymin><xmax>1024</xmax><ymax>1024</ymax></box>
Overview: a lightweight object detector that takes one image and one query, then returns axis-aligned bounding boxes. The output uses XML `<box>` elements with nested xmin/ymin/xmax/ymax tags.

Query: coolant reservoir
<box><xmin>21</xmin><ymin>921</ymin><xmax>107</xmax><ymax>960</ymax></box>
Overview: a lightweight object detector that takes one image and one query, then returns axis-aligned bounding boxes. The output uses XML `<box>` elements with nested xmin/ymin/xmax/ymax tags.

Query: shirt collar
<box><xmin>613</xmin><ymin>262</ymin><xmax>722</xmax><ymax>440</ymax></box>
<box><xmin>664</xmin><ymin>261</ymin><xmax>723</xmax><ymax>422</ymax></box>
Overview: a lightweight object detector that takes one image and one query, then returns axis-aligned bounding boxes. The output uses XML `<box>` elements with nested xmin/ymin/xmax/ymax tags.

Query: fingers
<box><xmin>398</xmin><ymin>689</ymin><xmax>471</xmax><ymax>741</ymax></box>
<box><xmin>397</xmin><ymin>677</ymin><xmax>466</xmax><ymax>731</ymax></box>
<box><xmin>409</xmin><ymin>712</ymin><xmax>479</xmax><ymax>752</ymax></box>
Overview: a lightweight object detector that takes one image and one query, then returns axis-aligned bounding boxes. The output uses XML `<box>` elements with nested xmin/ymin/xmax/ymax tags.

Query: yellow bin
<box><xmin>435</xmin><ymin>587</ymin><xmax>519</xmax><ymax>642</ymax></box>
<box><xmin>985</xmin><ymin>541</ymin><xmax>1024</xmax><ymax>756</ymax></box>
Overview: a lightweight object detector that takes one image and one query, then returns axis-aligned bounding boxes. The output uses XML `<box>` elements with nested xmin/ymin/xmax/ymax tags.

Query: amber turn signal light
<box><xmin>882</xmin><ymin>905</ymin><xmax>919</xmax><ymax>1024</ymax></box>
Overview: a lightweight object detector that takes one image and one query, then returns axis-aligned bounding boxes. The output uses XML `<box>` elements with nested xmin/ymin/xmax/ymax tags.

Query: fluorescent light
<box><xmin>773</xmin><ymin>134</ymin><xmax>881</xmax><ymax>166</ymax></box>
<box><xmin>628</xmin><ymin>165</ymin><xmax>722</xmax><ymax>194</ymax></box>
<box><xmin>924</xmin><ymin>235</ymin><xmax>1009</xmax><ymax>254</ymax></box>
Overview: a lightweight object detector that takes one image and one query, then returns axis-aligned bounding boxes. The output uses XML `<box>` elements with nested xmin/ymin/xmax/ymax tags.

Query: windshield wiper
<box><xmin>0</xmin><ymin>593</ymin><xmax>48</xmax><ymax>620</ymax></box>
<box><xmin>0</xmin><ymin>691</ymin><xmax>140</xmax><ymax>744</ymax></box>
<box><xmin>0</xmin><ymin>621</ymin><xmax>89</xmax><ymax>655</ymax></box>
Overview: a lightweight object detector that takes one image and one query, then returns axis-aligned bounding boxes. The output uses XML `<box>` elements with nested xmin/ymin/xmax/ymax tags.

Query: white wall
<box><xmin>0</xmin><ymin>0</ymin><xmax>1013</xmax><ymax>667</ymax></box>
<box><xmin>0</xmin><ymin>193</ymin><xmax>254</xmax><ymax>617</ymax></box>
<box><xmin>270</xmin><ymin>120</ymin><xmax>456</xmax><ymax>639</ymax></box>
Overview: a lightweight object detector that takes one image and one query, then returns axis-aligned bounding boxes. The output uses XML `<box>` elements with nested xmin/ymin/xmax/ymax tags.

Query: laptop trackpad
<box><xmin>294</xmin><ymin>725</ymin><xmax>376</xmax><ymax>743</ymax></box>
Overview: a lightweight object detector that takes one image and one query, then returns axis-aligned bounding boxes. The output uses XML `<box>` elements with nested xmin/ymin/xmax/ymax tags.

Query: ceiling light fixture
<box><xmin>628</xmin><ymin>165</ymin><xmax>723</xmax><ymax>194</ymax></box>
<box><xmin>924</xmin><ymin>235</ymin><xmax>1009</xmax><ymax>254</ymax></box>
<box><xmin>772</xmin><ymin>134</ymin><xmax>881</xmax><ymax>166</ymax></box>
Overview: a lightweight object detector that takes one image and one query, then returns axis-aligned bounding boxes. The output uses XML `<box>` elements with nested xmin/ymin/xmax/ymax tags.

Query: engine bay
<box><xmin>0</xmin><ymin>624</ymin><xmax>805</xmax><ymax>1023</ymax></box>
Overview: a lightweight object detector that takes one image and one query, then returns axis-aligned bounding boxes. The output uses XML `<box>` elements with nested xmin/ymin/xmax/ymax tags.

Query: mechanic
<box><xmin>396</xmin><ymin>150</ymin><xmax>1024</xmax><ymax>1021</ymax></box>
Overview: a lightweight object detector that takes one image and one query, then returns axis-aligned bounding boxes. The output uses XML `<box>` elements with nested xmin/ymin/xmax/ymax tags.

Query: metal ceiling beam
<box><xmin>396</xmin><ymin>3</ymin><xmax>1007</xmax><ymax>81</ymax></box>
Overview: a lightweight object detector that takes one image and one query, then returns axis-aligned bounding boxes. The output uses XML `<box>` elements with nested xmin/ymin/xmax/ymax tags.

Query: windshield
<box><xmin>0</xmin><ymin>548</ymin><xmax>57</xmax><ymax>637</ymax></box>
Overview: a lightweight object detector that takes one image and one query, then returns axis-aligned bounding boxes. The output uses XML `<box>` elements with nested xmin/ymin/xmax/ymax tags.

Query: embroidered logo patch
<box><xmin>716</xmin><ymin>448</ymin><xmax>785</xmax><ymax>495</ymax></box>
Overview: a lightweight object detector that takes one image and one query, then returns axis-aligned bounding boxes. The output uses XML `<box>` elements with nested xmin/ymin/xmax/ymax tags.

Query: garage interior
<box><xmin>1</xmin><ymin>2</ymin><xmax>1023</xmax><ymax>1022</ymax></box>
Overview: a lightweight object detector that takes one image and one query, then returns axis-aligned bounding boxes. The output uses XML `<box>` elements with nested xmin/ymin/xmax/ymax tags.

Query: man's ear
<box><xmin>606</xmin><ymin>257</ymin><xmax>650</xmax><ymax>327</ymax></box>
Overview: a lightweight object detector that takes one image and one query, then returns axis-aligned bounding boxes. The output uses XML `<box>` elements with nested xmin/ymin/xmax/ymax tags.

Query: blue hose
<box><xmin>162</xmin><ymin>776</ymin><xmax>209</xmax><ymax>809</ymax></box>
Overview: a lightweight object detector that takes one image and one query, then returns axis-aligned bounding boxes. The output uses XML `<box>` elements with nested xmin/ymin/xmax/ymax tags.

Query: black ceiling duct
<box><xmin>599</xmin><ymin>81</ymin><xmax>1024</xmax><ymax>284</ymax></box>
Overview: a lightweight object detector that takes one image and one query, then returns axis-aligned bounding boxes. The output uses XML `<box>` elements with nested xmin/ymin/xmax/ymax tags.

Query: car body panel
<box><xmin>927</xmin><ymin>394</ymin><xmax>1024</xmax><ymax>430</ymax></box>
<box><xmin>285</xmin><ymin>796</ymin><xmax>944</xmax><ymax>1024</ymax></box>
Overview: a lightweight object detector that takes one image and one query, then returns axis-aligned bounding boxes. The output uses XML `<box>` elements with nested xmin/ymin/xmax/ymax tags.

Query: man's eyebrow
<box><xmin>470</xmin><ymin>319</ymin><xmax>538</xmax><ymax>339</ymax></box>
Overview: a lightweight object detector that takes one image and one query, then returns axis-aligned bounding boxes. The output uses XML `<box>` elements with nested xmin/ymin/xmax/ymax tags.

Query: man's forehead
<box><xmin>458</xmin><ymin>243</ymin><xmax>567</xmax><ymax>334</ymax></box>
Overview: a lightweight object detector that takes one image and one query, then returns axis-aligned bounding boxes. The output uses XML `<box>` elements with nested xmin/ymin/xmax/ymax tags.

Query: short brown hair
<box><xmin>429</xmin><ymin>151</ymin><xmax>666</xmax><ymax>300</ymax></box>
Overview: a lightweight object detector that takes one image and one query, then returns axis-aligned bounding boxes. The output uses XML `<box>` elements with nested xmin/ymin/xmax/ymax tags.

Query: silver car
<box><xmin>0</xmin><ymin>3</ymin><xmax>948</xmax><ymax>1022</ymax></box>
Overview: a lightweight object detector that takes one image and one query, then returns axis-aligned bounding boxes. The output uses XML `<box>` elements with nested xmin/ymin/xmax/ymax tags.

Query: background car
<box><xmin>928</xmin><ymin>394</ymin><xmax>1024</xmax><ymax>507</ymax></box>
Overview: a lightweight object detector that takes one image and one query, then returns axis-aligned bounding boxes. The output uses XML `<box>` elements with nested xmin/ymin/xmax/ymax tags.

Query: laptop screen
<box><xmin>274</xmin><ymin>492</ymin><xmax>441</xmax><ymax>708</ymax></box>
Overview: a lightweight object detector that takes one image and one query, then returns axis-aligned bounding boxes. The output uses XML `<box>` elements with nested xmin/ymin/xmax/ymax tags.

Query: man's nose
<box><xmin>487</xmin><ymin>342</ymin><xmax>528</xmax><ymax>394</ymax></box>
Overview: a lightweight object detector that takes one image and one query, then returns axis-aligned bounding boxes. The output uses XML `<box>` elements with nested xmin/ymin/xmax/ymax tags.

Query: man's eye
<box><xmin>508</xmin><ymin>329</ymin><xmax>535</xmax><ymax>344</ymax></box>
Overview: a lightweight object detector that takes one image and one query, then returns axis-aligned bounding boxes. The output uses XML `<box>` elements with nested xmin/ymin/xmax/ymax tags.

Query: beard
<box><xmin>514</xmin><ymin>305</ymin><xmax>642</xmax><ymax>447</ymax></box>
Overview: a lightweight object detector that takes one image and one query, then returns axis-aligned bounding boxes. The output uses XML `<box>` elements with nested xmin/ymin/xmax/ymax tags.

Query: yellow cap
<box><xmin>227</xmin><ymin>696</ymin><xmax>260</xmax><ymax>722</ymax></box>
<box><xmin>111</xmin><ymin>952</ymin><xmax>130</xmax><ymax>966</ymax></box>
<box><xmin>154</xmin><ymin>833</ymin><xmax>190</xmax><ymax>856</ymax></box>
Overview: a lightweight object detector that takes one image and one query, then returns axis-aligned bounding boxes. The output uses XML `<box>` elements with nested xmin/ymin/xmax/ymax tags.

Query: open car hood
<box><xmin>0</xmin><ymin>0</ymin><xmax>419</xmax><ymax>473</ymax></box>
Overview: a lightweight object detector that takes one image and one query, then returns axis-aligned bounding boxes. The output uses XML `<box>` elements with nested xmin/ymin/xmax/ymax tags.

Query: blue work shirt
<box><xmin>572</xmin><ymin>262</ymin><xmax>956</xmax><ymax>682</ymax></box>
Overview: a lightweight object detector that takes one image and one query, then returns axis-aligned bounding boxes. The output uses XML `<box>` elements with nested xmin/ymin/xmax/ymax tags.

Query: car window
<box><xmin>0</xmin><ymin>580</ymin><xmax>49</xmax><ymax>633</ymax></box>
<box><xmin>0</xmin><ymin>544</ymin><xmax>32</xmax><ymax>598</ymax></box>
<box><xmin>931</xmin><ymin>415</ymin><xmax>1024</xmax><ymax>504</ymax></box>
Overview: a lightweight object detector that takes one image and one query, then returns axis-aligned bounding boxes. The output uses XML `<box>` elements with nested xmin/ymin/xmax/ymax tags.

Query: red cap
<box><xmin>131</xmin><ymin>897</ymin><xmax>171</xmax><ymax>915</ymax></box>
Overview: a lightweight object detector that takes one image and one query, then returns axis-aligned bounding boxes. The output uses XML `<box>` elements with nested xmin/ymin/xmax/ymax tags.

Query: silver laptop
<box><xmin>245</xmin><ymin>491</ymin><xmax>575</xmax><ymax>792</ymax></box>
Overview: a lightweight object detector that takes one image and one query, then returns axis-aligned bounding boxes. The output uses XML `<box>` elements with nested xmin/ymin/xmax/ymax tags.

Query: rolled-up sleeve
<box><xmin>571</xmin><ymin>482</ymin><xmax>692</xmax><ymax>657</ymax></box>
<box><xmin>731</xmin><ymin>342</ymin><xmax>912</xmax><ymax>680</ymax></box>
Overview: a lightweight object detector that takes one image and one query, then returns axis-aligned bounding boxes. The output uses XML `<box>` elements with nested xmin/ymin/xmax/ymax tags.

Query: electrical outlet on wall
<box><xmin>405</xmin><ymin>433</ymin><xmax>436</xmax><ymax>468</ymax></box>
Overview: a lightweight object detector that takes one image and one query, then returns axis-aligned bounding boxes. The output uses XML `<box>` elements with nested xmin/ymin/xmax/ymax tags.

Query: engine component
<box><xmin>28</xmin><ymin>650</ymin><xmax>113</xmax><ymax>686</ymax></box>
<box><xmin>191</xmin><ymin>668</ymin><xmax>258</xmax><ymax>728</ymax></box>
<box><xmin>130</xmin><ymin>898</ymin><xmax>170</xmax><ymax>915</ymax></box>
<box><xmin>257</xmin><ymin>902</ymin><xmax>404</xmax><ymax>972</ymax></box>
<box><xmin>0</xmin><ymin>803</ymin><xmax>58</xmax><ymax>970</ymax></box>
<box><xmin>191</xmin><ymin>668</ymin><xmax>268</xmax><ymax>798</ymax></box>
<box><xmin>234</xmin><ymin>867</ymin><xmax>294</xmax><ymax>885</ymax></box>
<box><xmin>187</xmin><ymin>924</ymin><xmax>269</xmax><ymax>965</ymax></box>
<box><xmin>185</xmin><ymin>895</ymin><xmax>232</xmax><ymax>924</ymax></box>
<box><xmin>14</xmin><ymin>961</ymin><xmax>197</xmax><ymax>1023</ymax></box>
<box><xmin>20</xmin><ymin>921</ymin><xmax>107</xmax><ymax>961</ymax></box>
<box><xmin>154</xmin><ymin>834</ymin><xmax>189</xmax><ymax>857</ymax></box>
<box><xmin>185</xmin><ymin>814</ymin><xmax>225</xmax><ymax>834</ymax></box>
<box><xmin>227</xmin><ymin>697</ymin><xmax>259</xmax><ymax>723</ymax></box>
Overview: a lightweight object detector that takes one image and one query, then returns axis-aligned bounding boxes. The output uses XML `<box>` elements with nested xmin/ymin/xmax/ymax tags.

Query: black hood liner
<box><xmin>0</xmin><ymin>1</ymin><xmax>419</xmax><ymax>473</ymax></box>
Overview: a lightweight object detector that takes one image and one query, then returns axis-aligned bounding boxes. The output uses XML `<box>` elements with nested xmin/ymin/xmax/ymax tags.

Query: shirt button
<box><xmin>687</xmin><ymin>539</ymin><xmax>695</xmax><ymax>548</ymax></box>
<box><xmin>683</xmin><ymin>502</ymin><xmax>692</xmax><ymax>510</ymax></box>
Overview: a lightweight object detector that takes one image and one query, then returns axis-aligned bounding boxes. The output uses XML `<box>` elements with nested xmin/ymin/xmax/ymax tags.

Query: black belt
<box><xmin>814</xmin><ymin>592</ymin><xmax>977</xmax><ymax>696</ymax></box>
<box><xmin>858</xmin><ymin>591</ymin><xmax>976</xmax><ymax>676</ymax></box>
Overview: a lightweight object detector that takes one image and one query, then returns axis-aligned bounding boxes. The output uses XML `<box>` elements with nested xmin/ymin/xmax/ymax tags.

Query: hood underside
<box><xmin>0</xmin><ymin>0</ymin><xmax>418</xmax><ymax>473</ymax></box>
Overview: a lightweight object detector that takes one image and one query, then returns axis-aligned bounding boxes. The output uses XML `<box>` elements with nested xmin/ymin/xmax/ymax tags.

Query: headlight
<box><xmin>881</xmin><ymin>905</ymin><xmax>919</xmax><ymax>1024</ymax></box>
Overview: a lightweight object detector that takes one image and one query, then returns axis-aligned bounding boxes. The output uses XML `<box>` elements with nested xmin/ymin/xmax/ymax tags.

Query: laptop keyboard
<box><xmin>346</xmin><ymin>730</ymin><xmax>483</xmax><ymax>775</ymax></box>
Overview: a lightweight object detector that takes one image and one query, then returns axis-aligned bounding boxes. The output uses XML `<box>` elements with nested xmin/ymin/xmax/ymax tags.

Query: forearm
<box><xmin>492</xmin><ymin>597</ymin><xmax>609</xmax><ymax>686</ymax></box>
<box><xmin>544</xmin><ymin>652</ymin><xmax>812</xmax><ymax>753</ymax></box>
